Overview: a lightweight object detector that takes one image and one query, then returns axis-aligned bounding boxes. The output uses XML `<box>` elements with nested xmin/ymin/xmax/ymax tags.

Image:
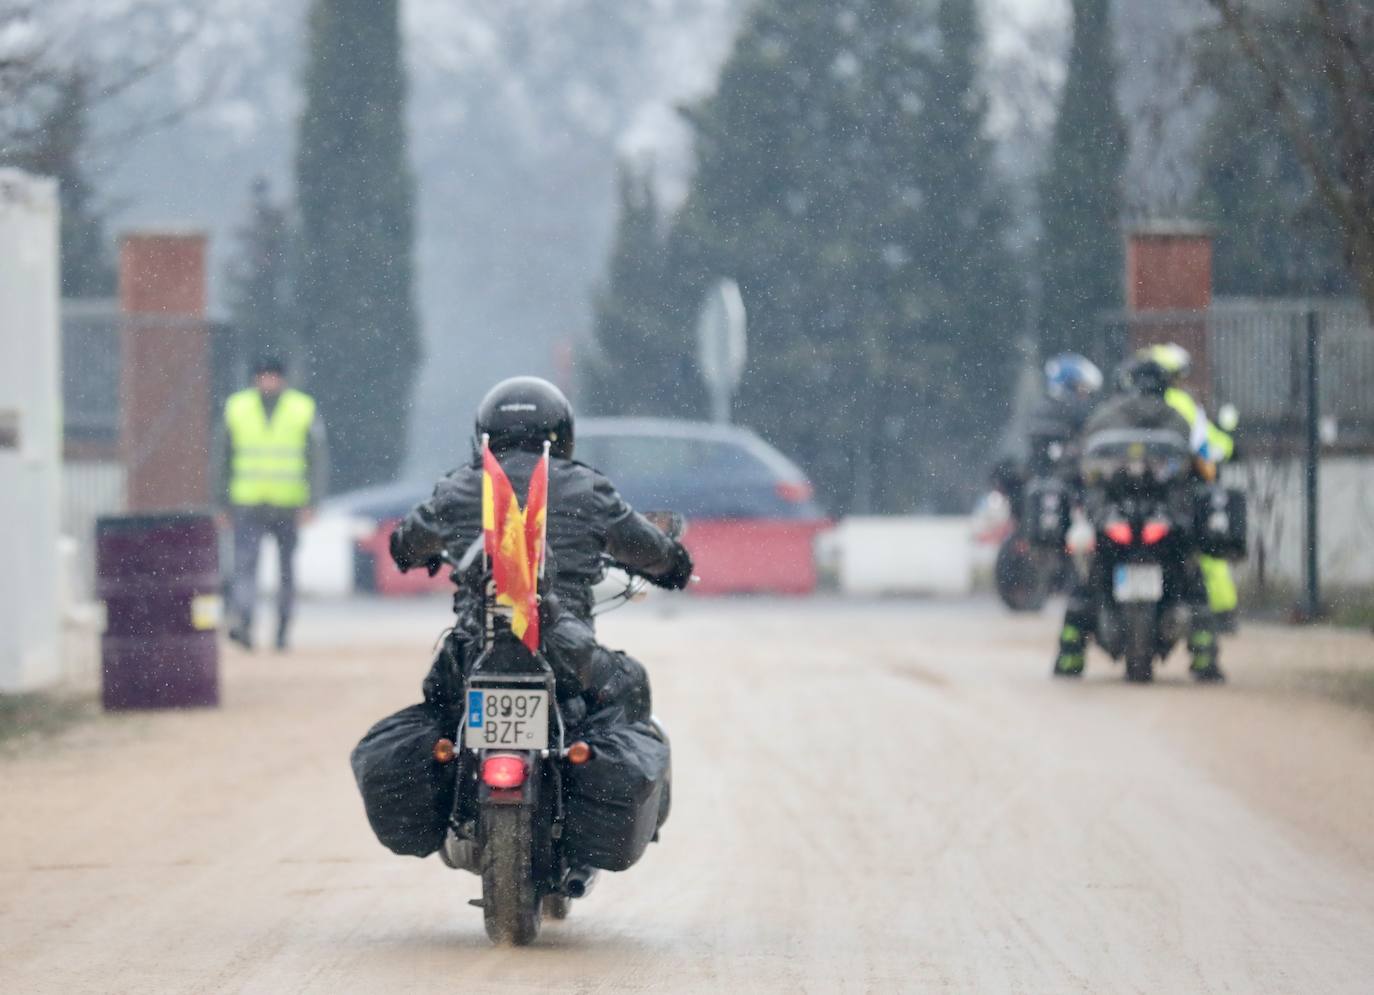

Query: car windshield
<box><xmin>577</xmin><ymin>434</ymin><xmax>769</xmax><ymax>481</ymax></box>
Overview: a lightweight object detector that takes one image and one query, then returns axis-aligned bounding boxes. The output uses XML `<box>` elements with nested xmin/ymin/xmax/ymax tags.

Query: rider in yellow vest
<box><xmin>214</xmin><ymin>357</ymin><xmax>328</xmax><ymax>651</ymax></box>
<box><xmin>1142</xmin><ymin>343</ymin><xmax>1240</xmax><ymax>630</ymax></box>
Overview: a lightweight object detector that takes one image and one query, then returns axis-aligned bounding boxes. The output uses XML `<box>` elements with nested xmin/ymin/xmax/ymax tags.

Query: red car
<box><xmin>349</xmin><ymin>418</ymin><xmax>830</xmax><ymax>596</ymax></box>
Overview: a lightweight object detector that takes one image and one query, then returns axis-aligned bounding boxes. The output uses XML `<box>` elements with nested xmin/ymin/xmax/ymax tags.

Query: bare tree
<box><xmin>1203</xmin><ymin>0</ymin><xmax>1374</xmax><ymax>316</ymax></box>
<box><xmin>0</xmin><ymin>4</ymin><xmax>58</xmax><ymax>150</ymax></box>
<box><xmin>1</xmin><ymin>2</ymin><xmax>216</xmax><ymax>156</ymax></box>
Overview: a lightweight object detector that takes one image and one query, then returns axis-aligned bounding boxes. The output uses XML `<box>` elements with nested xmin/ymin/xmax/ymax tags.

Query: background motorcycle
<box><xmin>990</xmin><ymin>459</ymin><xmax>1073</xmax><ymax>612</ymax></box>
<box><xmin>1074</xmin><ymin>430</ymin><xmax>1199</xmax><ymax>682</ymax></box>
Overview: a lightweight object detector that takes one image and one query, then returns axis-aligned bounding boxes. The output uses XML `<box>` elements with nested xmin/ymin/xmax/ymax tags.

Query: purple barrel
<box><xmin>96</xmin><ymin>512</ymin><xmax>221</xmax><ymax>710</ymax></box>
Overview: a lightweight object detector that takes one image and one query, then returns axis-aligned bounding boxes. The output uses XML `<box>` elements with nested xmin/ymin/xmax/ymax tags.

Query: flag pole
<box><xmin>539</xmin><ymin>439</ymin><xmax>551</xmax><ymax>580</ymax></box>
<box><xmin>480</xmin><ymin>433</ymin><xmax>490</xmax><ymax>573</ymax></box>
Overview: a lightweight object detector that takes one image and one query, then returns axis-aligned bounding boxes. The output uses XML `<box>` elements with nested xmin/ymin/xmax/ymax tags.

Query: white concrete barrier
<box><xmin>833</xmin><ymin>516</ymin><xmax>974</xmax><ymax>596</ymax></box>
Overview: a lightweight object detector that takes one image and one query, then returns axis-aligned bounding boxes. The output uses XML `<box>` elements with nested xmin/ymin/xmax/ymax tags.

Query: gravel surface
<box><xmin>2</xmin><ymin>596</ymin><xmax>1372</xmax><ymax>993</ymax></box>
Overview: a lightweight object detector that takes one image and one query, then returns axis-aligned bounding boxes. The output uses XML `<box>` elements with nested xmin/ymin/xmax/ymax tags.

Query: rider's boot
<box><xmin>1052</xmin><ymin>622</ymin><xmax>1086</xmax><ymax>678</ymax></box>
<box><xmin>228</xmin><ymin>611</ymin><xmax>254</xmax><ymax>651</ymax></box>
<box><xmin>1188</xmin><ymin>620</ymin><xmax>1226</xmax><ymax>683</ymax></box>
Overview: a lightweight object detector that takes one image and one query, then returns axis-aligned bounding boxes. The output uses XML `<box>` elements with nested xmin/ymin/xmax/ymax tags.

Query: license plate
<box><xmin>465</xmin><ymin>688</ymin><xmax>549</xmax><ymax>750</ymax></box>
<box><xmin>1114</xmin><ymin>563</ymin><xmax>1164</xmax><ymax>602</ymax></box>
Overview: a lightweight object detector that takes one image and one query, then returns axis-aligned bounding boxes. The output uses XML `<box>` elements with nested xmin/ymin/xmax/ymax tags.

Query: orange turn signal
<box><xmin>433</xmin><ymin>738</ymin><xmax>456</xmax><ymax>764</ymax></box>
<box><xmin>566</xmin><ymin>741</ymin><xmax>592</xmax><ymax>765</ymax></box>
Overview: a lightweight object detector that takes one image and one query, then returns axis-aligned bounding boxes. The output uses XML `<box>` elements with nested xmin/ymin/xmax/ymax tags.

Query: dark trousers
<box><xmin>230</xmin><ymin>506</ymin><xmax>299</xmax><ymax>634</ymax></box>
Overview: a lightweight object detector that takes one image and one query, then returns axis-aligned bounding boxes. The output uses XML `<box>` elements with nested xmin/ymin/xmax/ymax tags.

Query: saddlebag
<box><xmin>1022</xmin><ymin>477</ymin><xmax>1071</xmax><ymax>548</ymax></box>
<box><xmin>1195</xmin><ymin>486</ymin><xmax>1248</xmax><ymax>560</ymax></box>
<box><xmin>350</xmin><ymin>703</ymin><xmax>455</xmax><ymax>858</ymax></box>
<box><xmin>561</xmin><ymin>717</ymin><xmax>670</xmax><ymax>872</ymax></box>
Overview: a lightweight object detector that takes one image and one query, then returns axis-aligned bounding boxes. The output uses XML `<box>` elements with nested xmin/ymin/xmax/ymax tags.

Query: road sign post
<box><xmin>696</xmin><ymin>278</ymin><xmax>747</xmax><ymax>424</ymax></box>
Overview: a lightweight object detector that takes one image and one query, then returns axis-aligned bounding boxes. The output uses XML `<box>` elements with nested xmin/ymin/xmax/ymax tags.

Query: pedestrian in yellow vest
<box><xmin>214</xmin><ymin>357</ymin><xmax>328</xmax><ymax>651</ymax></box>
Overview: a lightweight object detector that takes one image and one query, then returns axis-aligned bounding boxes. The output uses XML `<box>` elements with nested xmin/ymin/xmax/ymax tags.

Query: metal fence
<box><xmin>1098</xmin><ymin>298</ymin><xmax>1374</xmax><ymax>454</ymax></box>
<box><xmin>61</xmin><ymin>299</ymin><xmax>122</xmax><ymax>453</ymax></box>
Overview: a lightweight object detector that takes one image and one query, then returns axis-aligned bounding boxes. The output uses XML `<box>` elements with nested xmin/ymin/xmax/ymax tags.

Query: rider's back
<box><xmin>1083</xmin><ymin>393</ymin><xmax>1190</xmax><ymax>441</ymax></box>
<box><xmin>393</xmin><ymin>451</ymin><xmax>677</xmax><ymax>621</ymax></box>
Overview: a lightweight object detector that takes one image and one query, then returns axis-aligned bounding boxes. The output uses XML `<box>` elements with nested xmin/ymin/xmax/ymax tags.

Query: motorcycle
<box><xmin>1073</xmin><ymin>430</ymin><xmax>1200</xmax><ymax>682</ymax></box>
<box><xmin>989</xmin><ymin>459</ymin><xmax>1073</xmax><ymax>612</ymax></box>
<box><xmin>433</xmin><ymin>513</ymin><xmax>685</xmax><ymax>945</ymax></box>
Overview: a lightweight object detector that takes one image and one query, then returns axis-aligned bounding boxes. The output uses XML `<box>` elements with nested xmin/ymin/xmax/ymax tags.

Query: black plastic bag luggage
<box><xmin>1023</xmin><ymin>476</ymin><xmax>1072</xmax><ymax>548</ymax></box>
<box><xmin>1195</xmin><ymin>485</ymin><xmax>1248</xmax><ymax>560</ymax></box>
<box><xmin>350</xmin><ymin>703</ymin><xmax>455</xmax><ymax>858</ymax></box>
<box><xmin>561</xmin><ymin>719</ymin><xmax>671</xmax><ymax>872</ymax></box>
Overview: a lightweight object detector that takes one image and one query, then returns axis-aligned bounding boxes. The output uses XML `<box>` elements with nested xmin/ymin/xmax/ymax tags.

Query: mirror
<box><xmin>643</xmin><ymin>510</ymin><xmax>688</xmax><ymax>541</ymax></box>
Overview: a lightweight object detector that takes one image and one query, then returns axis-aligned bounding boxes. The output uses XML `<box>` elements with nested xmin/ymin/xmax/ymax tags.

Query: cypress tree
<box><xmin>661</xmin><ymin>0</ymin><xmax>1020</xmax><ymax>512</ymax></box>
<box><xmin>227</xmin><ymin>178</ymin><xmax>298</xmax><ymax>366</ymax></box>
<box><xmin>1038</xmin><ymin>0</ymin><xmax>1127</xmax><ymax>359</ymax></box>
<box><xmin>908</xmin><ymin>0</ymin><xmax>1024</xmax><ymax>509</ymax></box>
<box><xmin>584</xmin><ymin>164</ymin><xmax>697</xmax><ymax>417</ymax></box>
<box><xmin>295</xmin><ymin>0</ymin><xmax>419</xmax><ymax>491</ymax></box>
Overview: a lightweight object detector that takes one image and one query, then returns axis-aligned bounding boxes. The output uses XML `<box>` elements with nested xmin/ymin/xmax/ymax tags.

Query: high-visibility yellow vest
<box><xmin>225</xmin><ymin>387</ymin><xmax>316</xmax><ymax>508</ymax></box>
<box><xmin>1165</xmin><ymin>387</ymin><xmax>1234</xmax><ymax>463</ymax></box>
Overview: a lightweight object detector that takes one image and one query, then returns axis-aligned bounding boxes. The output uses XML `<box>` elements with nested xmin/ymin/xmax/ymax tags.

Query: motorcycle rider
<box><xmin>1140</xmin><ymin>343</ymin><xmax>1240</xmax><ymax>633</ymax></box>
<box><xmin>1027</xmin><ymin>353</ymin><xmax>1105</xmax><ymax>477</ymax></box>
<box><xmin>1052</xmin><ymin>355</ymin><xmax>1225</xmax><ymax>682</ymax></box>
<box><xmin>388</xmin><ymin>376</ymin><xmax>695</xmax><ymax>724</ymax></box>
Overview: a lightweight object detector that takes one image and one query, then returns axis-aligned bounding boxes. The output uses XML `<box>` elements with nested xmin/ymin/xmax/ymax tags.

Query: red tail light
<box><xmin>481</xmin><ymin>754</ymin><xmax>527</xmax><ymax>789</ymax></box>
<box><xmin>1104</xmin><ymin>521</ymin><xmax>1133</xmax><ymax>545</ymax></box>
<box><xmin>775</xmin><ymin>480</ymin><xmax>814</xmax><ymax>503</ymax></box>
<box><xmin>1141</xmin><ymin>520</ymin><xmax>1170</xmax><ymax>545</ymax></box>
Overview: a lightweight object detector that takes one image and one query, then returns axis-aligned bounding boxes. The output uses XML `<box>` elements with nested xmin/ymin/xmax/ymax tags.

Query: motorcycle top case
<box><xmin>1194</xmin><ymin>486</ymin><xmax>1248</xmax><ymax>560</ymax></box>
<box><xmin>1022</xmin><ymin>477</ymin><xmax>1072</xmax><ymax>548</ymax></box>
<box><xmin>350</xmin><ymin>703</ymin><xmax>455</xmax><ymax>858</ymax></box>
<box><xmin>561</xmin><ymin>716</ymin><xmax>670</xmax><ymax>872</ymax></box>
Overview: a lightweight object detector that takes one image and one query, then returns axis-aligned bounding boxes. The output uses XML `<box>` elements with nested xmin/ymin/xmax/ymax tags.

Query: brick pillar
<box><xmin>119</xmin><ymin>231</ymin><xmax>211</xmax><ymax>512</ymax></box>
<box><xmin>1124</xmin><ymin>221</ymin><xmax>1213</xmax><ymax>402</ymax></box>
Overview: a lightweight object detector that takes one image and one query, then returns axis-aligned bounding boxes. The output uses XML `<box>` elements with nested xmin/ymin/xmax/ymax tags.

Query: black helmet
<box><xmin>475</xmin><ymin>376</ymin><xmax>575</xmax><ymax>458</ymax></box>
<box><xmin>1117</xmin><ymin>356</ymin><xmax>1170</xmax><ymax>398</ymax></box>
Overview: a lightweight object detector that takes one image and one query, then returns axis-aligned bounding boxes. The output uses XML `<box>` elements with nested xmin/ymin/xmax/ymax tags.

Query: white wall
<box><xmin>1229</xmin><ymin>457</ymin><xmax>1374</xmax><ymax>589</ymax></box>
<box><xmin>60</xmin><ymin>460</ymin><xmax>127</xmax><ymax>600</ymax></box>
<box><xmin>0</xmin><ymin>171</ymin><xmax>63</xmax><ymax>691</ymax></box>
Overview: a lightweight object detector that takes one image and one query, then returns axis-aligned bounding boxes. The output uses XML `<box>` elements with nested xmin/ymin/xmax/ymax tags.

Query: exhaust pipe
<box><xmin>563</xmin><ymin>867</ymin><xmax>599</xmax><ymax>899</ymax></box>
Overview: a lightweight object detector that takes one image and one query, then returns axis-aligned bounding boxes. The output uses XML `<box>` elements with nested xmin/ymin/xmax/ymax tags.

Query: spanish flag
<box><xmin>481</xmin><ymin>439</ymin><xmax>550</xmax><ymax>652</ymax></box>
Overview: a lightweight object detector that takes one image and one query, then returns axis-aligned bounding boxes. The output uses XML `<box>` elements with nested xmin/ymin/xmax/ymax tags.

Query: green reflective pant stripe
<box><xmin>1199</xmin><ymin>555</ymin><xmax>1238</xmax><ymax>613</ymax></box>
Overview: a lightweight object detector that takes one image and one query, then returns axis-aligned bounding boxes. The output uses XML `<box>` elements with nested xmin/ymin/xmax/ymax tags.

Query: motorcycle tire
<box><xmin>995</xmin><ymin>535</ymin><xmax>1052</xmax><ymax>613</ymax></box>
<box><xmin>1123</xmin><ymin>604</ymin><xmax>1156</xmax><ymax>684</ymax></box>
<box><xmin>480</xmin><ymin>804</ymin><xmax>541</xmax><ymax>945</ymax></box>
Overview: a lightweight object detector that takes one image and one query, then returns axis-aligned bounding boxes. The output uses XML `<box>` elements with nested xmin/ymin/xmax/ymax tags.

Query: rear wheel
<box><xmin>1122</xmin><ymin>604</ymin><xmax>1156</xmax><ymax>683</ymax></box>
<box><xmin>480</xmin><ymin>805</ymin><xmax>541</xmax><ymax>945</ymax></box>
<box><xmin>995</xmin><ymin>535</ymin><xmax>1053</xmax><ymax>612</ymax></box>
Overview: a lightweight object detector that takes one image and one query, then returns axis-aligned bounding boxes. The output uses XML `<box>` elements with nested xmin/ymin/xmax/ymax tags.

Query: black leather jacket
<box><xmin>1026</xmin><ymin>394</ymin><xmax>1097</xmax><ymax>477</ymax></box>
<box><xmin>390</xmin><ymin>450</ymin><xmax>681</xmax><ymax>621</ymax></box>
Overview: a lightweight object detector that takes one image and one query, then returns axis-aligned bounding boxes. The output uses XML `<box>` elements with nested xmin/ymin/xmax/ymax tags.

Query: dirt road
<box><xmin>3</xmin><ymin>597</ymin><xmax>1373</xmax><ymax>993</ymax></box>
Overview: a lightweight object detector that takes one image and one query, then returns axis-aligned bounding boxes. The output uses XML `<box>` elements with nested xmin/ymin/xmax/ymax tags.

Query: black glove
<box><xmin>651</xmin><ymin>543</ymin><xmax>694</xmax><ymax>591</ymax></box>
<box><xmin>388</xmin><ymin>529</ymin><xmax>414</xmax><ymax>572</ymax></box>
